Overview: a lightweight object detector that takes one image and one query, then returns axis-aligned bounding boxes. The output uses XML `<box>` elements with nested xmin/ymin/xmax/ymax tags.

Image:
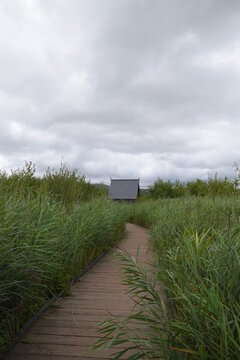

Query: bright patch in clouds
<box><xmin>195</xmin><ymin>42</ymin><xmax>240</xmax><ymax>69</ymax></box>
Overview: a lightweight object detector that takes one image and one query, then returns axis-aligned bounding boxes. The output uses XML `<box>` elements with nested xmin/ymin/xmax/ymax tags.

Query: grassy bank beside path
<box><xmin>0</xmin><ymin>197</ymin><xmax>126</xmax><ymax>354</ymax></box>
<box><xmin>126</xmin><ymin>197</ymin><xmax>240</xmax><ymax>359</ymax></box>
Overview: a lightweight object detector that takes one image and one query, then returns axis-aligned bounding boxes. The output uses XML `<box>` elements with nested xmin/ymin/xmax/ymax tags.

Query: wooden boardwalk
<box><xmin>7</xmin><ymin>223</ymin><xmax>151</xmax><ymax>360</ymax></box>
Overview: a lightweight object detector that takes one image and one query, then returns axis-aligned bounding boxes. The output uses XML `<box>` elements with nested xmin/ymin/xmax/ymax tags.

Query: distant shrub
<box><xmin>173</xmin><ymin>179</ymin><xmax>187</xmax><ymax>197</ymax></box>
<box><xmin>207</xmin><ymin>174</ymin><xmax>237</xmax><ymax>197</ymax></box>
<box><xmin>149</xmin><ymin>179</ymin><xmax>186</xmax><ymax>199</ymax></box>
<box><xmin>149</xmin><ymin>178</ymin><xmax>175</xmax><ymax>199</ymax></box>
<box><xmin>186</xmin><ymin>178</ymin><xmax>208</xmax><ymax>197</ymax></box>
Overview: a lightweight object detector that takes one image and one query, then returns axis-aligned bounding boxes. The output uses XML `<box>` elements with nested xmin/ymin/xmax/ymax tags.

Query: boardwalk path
<box><xmin>8</xmin><ymin>223</ymin><xmax>151</xmax><ymax>360</ymax></box>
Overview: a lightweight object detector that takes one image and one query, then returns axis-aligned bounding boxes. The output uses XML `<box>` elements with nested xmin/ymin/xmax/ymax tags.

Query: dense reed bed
<box><xmin>96</xmin><ymin>197</ymin><xmax>240</xmax><ymax>359</ymax></box>
<box><xmin>0</xmin><ymin>161</ymin><xmax>107</xmax><ymax>207</ymax></box>
<box><xmin>141</xmin><ymin>175</ymin><xmax>238</xmax><ymax>200</ymax></box>
<box><xmin>0</xmin><ymin>164</ymin><xmax>124</xmax><ymax>354</ymax></box>
<box><xmin>2</xmin><ymin>162</ymin><xmax>240</xmax><ymax>358</ymax></box>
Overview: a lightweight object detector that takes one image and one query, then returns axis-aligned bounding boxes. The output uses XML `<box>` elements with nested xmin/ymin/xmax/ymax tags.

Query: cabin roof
<box><xmin>109</xmin><ymin>179</ymin><xmax>139</xmax><ymax>200</ymax></box>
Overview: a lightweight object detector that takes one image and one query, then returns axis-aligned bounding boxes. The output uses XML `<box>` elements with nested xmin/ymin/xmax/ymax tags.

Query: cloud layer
<box><xmin>0</xmin><ymin>0</ymin><xmax>240</xmax><ymax>185</ymax></box>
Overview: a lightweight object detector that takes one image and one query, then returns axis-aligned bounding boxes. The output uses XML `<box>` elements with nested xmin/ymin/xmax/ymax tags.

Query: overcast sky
<box><xmin>0</xmin><ymin>0</ymin><xmax>240</xmax><ymax>185</ymax></box>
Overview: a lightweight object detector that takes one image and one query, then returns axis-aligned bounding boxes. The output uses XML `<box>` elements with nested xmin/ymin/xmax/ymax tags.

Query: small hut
<box><xmin>108</xmin><ymin>179</ymin><xmax>140</xmax><ymax>202</ymax></box>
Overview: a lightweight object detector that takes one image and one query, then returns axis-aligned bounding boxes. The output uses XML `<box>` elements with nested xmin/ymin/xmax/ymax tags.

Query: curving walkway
<box><xmin>7</xmin><ymin>223</ymin><xmax>151</xmax><ymax>360</ymax></box>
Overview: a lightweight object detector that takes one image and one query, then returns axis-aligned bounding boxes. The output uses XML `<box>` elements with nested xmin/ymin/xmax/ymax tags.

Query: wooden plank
<box><xmin>34</xmin><ymin>319</ymin><xmax>104</xmax><ymax>329</ymax></box>
<box><xmin>41</xmin><ymin>313</ymin><xmax>125</xmax><ymax>322</ymax></box>
<box><xmin>8</xmin><ymin>355</ymin><xmax>110</xmax><ymax>360</ymax></box>
<box><xmin>22</xmin><ymin>334</ymin><xmax>130</xmax><ymax>349</ymax></box>
<box><xmin>72</xmin><ymin>284</ymin><xmax>128</xmax><ymax>290</ymax></box>
<box><xmin>13</xmin><ymin>343</ymin><xmax>136</xmax><ymax>359</ymax></box>
<box><xmin>29</xmin><ymin>326</ymin><xmax>99</xmax><ymax>337</ymax></box>
<box><xmin>67</xmin><ymin>294</ymin><xmax>132</xmax><ymax>300</ymax></box>
<box><xmin>29</xmin><ymin>323</ymin><xmax>144</xmax><ymax>336</ymax></box>
<box><xmin>59</xmin><ymin>300</ymin><xmax>134</xmax><ymax>310</ymax></box>
<box><xmin>71</xmin><ymin>288</ymin><xmax>128</xmax><ymax>294</ymax></box>
<box><xmin>45</xmin><ymin>308</ymin><xmax>131</xmax><ymax>316</ymax></box>
<box><xmin>76</xmin><ymin>279</ymin><xmax>125</xmax><ymax>285</ymax></box>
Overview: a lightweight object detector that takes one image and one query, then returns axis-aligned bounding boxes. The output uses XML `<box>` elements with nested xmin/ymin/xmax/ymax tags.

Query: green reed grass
<box><xmin>95</xmin><ymin>197</ymin><xmax>240</xmax><ymax>359</ymax></box>
<box><xmin>0</xmin><ymin>163</ymin><xmax>124</xmax><ymax>354</ymax></box>
<box><xmin>142</xmin><ymin>174</ymin><xmax>239</xmax><ymax>200</ymax></box>
<box><xmin>0</xmin><ymin>161</ymin><xmax>107</xmax><ymax>207</ymax></box>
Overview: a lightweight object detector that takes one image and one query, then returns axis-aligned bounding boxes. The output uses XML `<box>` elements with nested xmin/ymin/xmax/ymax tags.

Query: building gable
<box><xmin>109</xmin><ymin>179</ymin><xmax>139</xmax><ymax>200</ymax></box>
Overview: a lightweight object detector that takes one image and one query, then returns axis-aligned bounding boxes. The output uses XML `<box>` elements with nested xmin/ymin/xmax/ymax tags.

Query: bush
<box><xmin>186</xmin><ymin>178</ymin><xmax>208</xmax><ymax>197</ymax></box>
<box><xmin>149</xmin><ymin>178</ymin><xmax>186</xmax><ymax>199</ymax></box>
<box><xmin>208</xmin><ymin>174</ymin><xmax>237</xmax><ymax>197</ymax></box>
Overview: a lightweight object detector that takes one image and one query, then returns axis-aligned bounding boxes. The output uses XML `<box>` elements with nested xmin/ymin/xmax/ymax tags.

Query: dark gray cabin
<box><xmin>108</xmin><ymin>179</ymin><xmax>140</xmax><ymax>202</ymax></box>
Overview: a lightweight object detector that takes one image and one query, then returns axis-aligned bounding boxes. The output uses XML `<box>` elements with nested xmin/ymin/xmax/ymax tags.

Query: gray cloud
<box><xmin>0</xmin><ymin>0</ymin><xmax>240</xmax><ymax>185</ymax></box>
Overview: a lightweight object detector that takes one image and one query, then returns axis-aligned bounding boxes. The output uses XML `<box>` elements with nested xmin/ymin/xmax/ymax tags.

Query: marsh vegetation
<box><xmin>97</xmin><ymin>197</ymin><xmax>240</xmax><ymax>359</ymax></box>
<box><xmin>1</xmin><ymin>163</ymin><xmax>240</xmax><ymax>358</ymax></box>
<box><xmin>0</xmin><ymin>163</ymin><xmax>125</xmax><ymax>353</ymax></box>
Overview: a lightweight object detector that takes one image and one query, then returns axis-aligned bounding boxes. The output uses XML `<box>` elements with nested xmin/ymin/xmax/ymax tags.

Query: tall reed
<box><xmin>95</xmin><ymin>197</ymin><xmax>240</xmax><ymax>359</ymax></box>
<box><xmin>0</xmin><ymin>170</ymin><xmax>123</xmax><ymax>354</ymax></box>
<box><xmin>0</xmin><ymin>161</ymin><xmax>107</xmax><ymax>207</ymax></box>
<box><xmin>144</xmin><ymin>174</ymin><xmax>238</xmax><ymax>200</ymax></box>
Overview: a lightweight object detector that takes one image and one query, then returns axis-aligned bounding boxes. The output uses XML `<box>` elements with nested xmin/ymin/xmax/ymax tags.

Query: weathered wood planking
<box><xmin>7</xmin><ymin>223</ymin><xmax>152</xmax><ymax>360</ymax></box>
